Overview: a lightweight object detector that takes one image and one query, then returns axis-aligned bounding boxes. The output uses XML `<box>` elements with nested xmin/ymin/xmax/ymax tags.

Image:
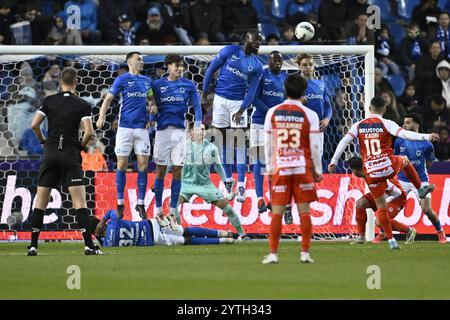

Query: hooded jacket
<box><xmin>436</xmin><ymin>60</ymin><xmax>450</xmax><ymax>108</ymax></box>
<box><xmin>422</xmin><ymin>59</ymin><xmax>450</xmax><ymax>107</ymax></box>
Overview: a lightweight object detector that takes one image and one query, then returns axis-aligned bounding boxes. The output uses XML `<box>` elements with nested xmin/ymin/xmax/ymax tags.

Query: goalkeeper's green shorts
<box><xmin>180</xmin><ymin>183</ymin><xmax>224</xmax><ymax>204</ymax></box>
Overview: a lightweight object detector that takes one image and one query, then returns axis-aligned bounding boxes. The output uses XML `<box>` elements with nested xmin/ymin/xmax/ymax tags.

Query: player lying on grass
<box><xmin>90</xmin><ymin>210</ymin><xmax>235</xmax><ymax>247</ymax></box>
<box><xmin>395</xmin><ymin>113</ymin><xmax>446</xmax><ymax>244</ymax></box>
<box><xmin>347</xmin><ymin>156</ymin><xmax>416</xmax><ymax>245</ymax></box>
<box><xmin>173</xmin><ymin>122</ymin><xmax>250</xmax><ymax>240</ymax></box>
<box><xmin>329</xmin><ymin>96</ymin><xmax>439</xmax><ymax>250</ymax></box>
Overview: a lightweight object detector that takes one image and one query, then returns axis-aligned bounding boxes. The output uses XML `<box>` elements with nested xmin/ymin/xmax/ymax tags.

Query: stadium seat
<box><xmin>388</xmin><ymin>22</ymin><xmax>405</xmax><ymax>46</ymax></box>
<box><xmin>370</xmin><ymin>0</ymin><xmax>396</xmax><ymax>22</ymax></box>
<box><xmin>252</xmin><ymin>0</ymin><xmax>271</xmax><ymax>23</ymax></box>
<box><xmin>398</xmin><ymin>0</ymin><xmax>419</xmax><ymax>20</ymax></box>
<box><xmin>259</xmin><ymin>22</ymin><xmax>280</xmax><ymax>40</ymax></box>
<box><xmin>438</xmin><ymin>0</ymin><xmax>448</xmax><ymax>10</ymax></box>
<box><xmin>271</xmin><ymin>0</ymin><xmax>289</xmax><ymax>20</ymax></box>
<box><xmin>386</xmin><ymin>74</ymin><xmax>406</xmax><ymax>97</ymax></box>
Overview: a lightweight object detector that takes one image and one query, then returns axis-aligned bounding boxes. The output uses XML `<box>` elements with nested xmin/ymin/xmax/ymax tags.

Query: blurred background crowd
<box><xmin>0</xmin><ymin>0</ymin><xmax>449</xmax><ymax>167</ymax></box>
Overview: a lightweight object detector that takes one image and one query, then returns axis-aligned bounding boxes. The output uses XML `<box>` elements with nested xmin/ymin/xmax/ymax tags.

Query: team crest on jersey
<box><xmin>180</xmin><ymin>87</ymin><xmax>185</xmax><ymax>94</ymax></box>
<box><xmin>248</xmin><ymin>66</ymin><xmax>253</xmax><ymax>72</ymax></box>
<box><xmin>400</xmin><ymin>146</ymin><xmax>406</xmax><ymax>153</ymax></box>
<box><xmin>416</xmin><ymin>150</ymin><xmax>422</xmax><ymax>157</ymax></box>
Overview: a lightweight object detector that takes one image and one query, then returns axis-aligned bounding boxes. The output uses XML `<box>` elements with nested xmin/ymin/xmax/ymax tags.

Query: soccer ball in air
<box><xmin>295</xmin><ymin>22</ymin><xmax>315</xmax><ymax>41</ymax></box>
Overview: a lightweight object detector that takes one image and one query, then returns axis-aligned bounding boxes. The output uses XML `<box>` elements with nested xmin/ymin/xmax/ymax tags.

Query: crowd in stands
<box><xmin>0</xmin><ymin>0</ymin><xmax>450</xmax><ymax>164</ymax></box>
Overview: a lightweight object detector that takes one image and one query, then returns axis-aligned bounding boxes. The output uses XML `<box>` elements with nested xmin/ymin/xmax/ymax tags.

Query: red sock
<box><xmin>269</xmin><ymin>213</ymin><xmax>283</xmax><ymax>253</ymax></box>
<box><xmin>300</xmin><ymin>213</ymin><xmax>312</xmax><ymax>252</ymax></box>
<box><xmin>377</xmin><ymin>208</ymin><xmax>393</xmax><ymax>239</ymax></box>
<box><xmin>355</xmin><ymin>207</ymin><xmax>367</xmax><ymax>236</ymax></box>
<box><xmin>403</xmin><ymin>163</ymin><xmax>421</xmax><ymax>189</ymax></box>
<box><xmin>390</xmin><ymin>219</ymin><xmax>409</xmax><ymax>233</ymax></box>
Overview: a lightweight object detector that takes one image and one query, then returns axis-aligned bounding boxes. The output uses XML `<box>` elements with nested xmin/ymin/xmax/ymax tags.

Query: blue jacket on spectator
<box><xmin>64</xmin><ymin>0</ymin><xmax>98</xmax><ymax>32</ymax></box>
<box><xmin>286</xmin><ymin>0</ymin><xmax>318</xmax><ymax>17</ymax></box>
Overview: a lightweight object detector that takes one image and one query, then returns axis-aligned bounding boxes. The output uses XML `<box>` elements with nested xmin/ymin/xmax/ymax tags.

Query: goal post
<box><xmin>0</xmin><ymin>45</ymin><xmax>375</xmax><ymax>241</ymax></box>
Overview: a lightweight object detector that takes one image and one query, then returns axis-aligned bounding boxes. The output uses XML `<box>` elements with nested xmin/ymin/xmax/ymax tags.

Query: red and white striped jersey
<box><xmin>264</xmin><ymin>99</ymin><xmax>321</xmax><ymax>175</ymax></box>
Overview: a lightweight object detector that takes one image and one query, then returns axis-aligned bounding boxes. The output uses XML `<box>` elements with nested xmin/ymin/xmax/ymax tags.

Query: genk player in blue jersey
<box><xmin>97</xmin><ymin>52</ymin><xmax>156</xmax><ymax>219</ymax></box>
<box><xmin>90</xmin><ymin>210</ymin><xmax>235</xmax><ymax>247</ymax></box>
<box><xmin>151</xmin><ymin>54</ymin><xmax>202</xmax><ymax>225</ymax></box>
<box><xmin>284</xmin><ymin>53</ymin><xmax>332</xmax><ymax>224</ymax></box>
<box><xmin>250</xmin><ymin>51</ymin><xmax>286</xmax><ymax>213</ymax></box>
<box><xmin>394</xmin><ymin>113</ymin><xmax>447</xmax><ymax>243</ymax></box>
<box><xmin>202</xmin><ymin>30</ymin><xmax>264</xmax><ymax>203</ymax></box>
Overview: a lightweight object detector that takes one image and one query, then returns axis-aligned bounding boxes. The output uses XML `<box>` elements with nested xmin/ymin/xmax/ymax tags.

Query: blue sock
<box><xmin>116</xmin><ymin>170</ymin><xmax>126</xmax><ymax>203</ymax></box>
<box><xmin>137</xmin><ymin>171</ymin><xmax>147</xmax><ymax>204</ymax></box>
<box><xmin>170</xmin><ymin>179</ymin><xmax>181</xmax><ymax>209</ymax></box>
<box><xmin>253</xmin><ymin>161</ymin><xmax>263</xmax><ymax>198</ymax></box>
<box><xmin>236</xmin><ymin>146</ymin><xmax>246</xmax><ymax>183</ymax></box>
<box><xmin>432</xmin><ymin>218</ymin><xmax>442</xmax><ymax>232</ymax></box>
<box><xmin>222</xmin><ymin>144</ymin><xmax>233</xmax><ymax>179</ymax></box>
<box><xmin>185</xmin><ymin>227</ymin><xmax>219</xmax><ymax>238</ymax></box>
<box><xmin>188</xmin><ymin>237</ymin><xmax>220</xmax><ymax>245</ymax></box>
<box><xmin>154</xmin><ymin>178</ymin><xmax>164</xmax><ymax>208</ymax></box>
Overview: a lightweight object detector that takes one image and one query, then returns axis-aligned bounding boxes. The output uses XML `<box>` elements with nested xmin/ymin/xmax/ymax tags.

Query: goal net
<box><xmin>0</xmin><ymin>45</ymin><xmax>374</xmax><ymax>241</ymax></box>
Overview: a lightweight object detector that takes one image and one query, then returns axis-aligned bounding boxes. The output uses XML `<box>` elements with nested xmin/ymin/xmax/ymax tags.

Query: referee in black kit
<box><xmin>27</xmin><ymin>67</ymin><xmax>103</xmax><ymax>256</ymax></box>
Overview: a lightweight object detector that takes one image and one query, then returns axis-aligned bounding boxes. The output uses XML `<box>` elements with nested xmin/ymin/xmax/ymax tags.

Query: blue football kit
<box><xmin>203</xmin><ymin>45</ymin><xmax>263</xmax><ymax>110</ymax></box>
<box><xmin>252</xmin><ymin>68</ymin><xmax>287</xmax><ymax>125</ymax></box>
<box><xmin>108</xmin><ymin>72</ymin><xmax>153</xmax><ymax>129</ymax></box>
<box><xmin>394</xmin><ymin>138</ymin><xmax>435</xmax><ymax>183</ymax></box>
<box><xmin>150</xmin><ymin>77</ymin><xmax>202</xmax><ymax>131</ymax></box>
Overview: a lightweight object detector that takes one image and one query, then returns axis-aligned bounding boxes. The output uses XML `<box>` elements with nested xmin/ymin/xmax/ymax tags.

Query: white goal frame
<box><xmin>0</xmin><ymin>45</ymin><xmax>375</xmax><ymax>240</ymax></box>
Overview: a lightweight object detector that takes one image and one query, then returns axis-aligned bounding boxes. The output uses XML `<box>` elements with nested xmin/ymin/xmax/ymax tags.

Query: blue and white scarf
<box><xmin>436</xmin><ymin>26</ymin><xmax>450</xmax><ymax>58</ymax></box>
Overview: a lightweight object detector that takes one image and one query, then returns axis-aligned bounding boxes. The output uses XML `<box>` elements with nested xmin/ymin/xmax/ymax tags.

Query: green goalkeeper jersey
<box><xmin>182</xmin><ymin>139</ymin><xmax>227</xmax><ymax>185</ymax></box>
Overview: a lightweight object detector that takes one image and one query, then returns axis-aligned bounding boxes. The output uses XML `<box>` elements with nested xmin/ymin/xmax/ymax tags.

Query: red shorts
<box><xmin>365</xmin><ymin>155</ymin><xmax>406</xmax><ymax>198</ymax></box>
<box><xmin>270</xmin><ymin>171</ymin><xmax>317</xmax><ymax>206</ymax></box>
<box><xmin>361</xmin><ymin>193</ymin><xmax>406</xmax><ymax>218</ymax></box>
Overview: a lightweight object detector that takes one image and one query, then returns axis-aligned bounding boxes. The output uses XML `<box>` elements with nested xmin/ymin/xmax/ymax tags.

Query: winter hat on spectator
<box><xmin>148</xmin><ymin>6</ymin><xmax>160</xmax><ymax>16</ymax></box>
<box><xmin>118</xmin><ymin>14</ymin><xmax>131</xmax><ymax>24</ymax></box>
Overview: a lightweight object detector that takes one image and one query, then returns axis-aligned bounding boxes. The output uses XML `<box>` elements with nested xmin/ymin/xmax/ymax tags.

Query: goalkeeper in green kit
<box><xmin>172</xmin><ymin>122</ymin><xmax>250</xmax><ymax>240</ymax></box>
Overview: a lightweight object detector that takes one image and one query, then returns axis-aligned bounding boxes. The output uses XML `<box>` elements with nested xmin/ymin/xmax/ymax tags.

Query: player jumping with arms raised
<box><xmin>329</xmin><ymin>96</ymin><xmax>439</xmax><ymax>250</ymax></box>
<box><xmin>151</xmin><ymin>54</ymin><xmax>202</xmax><ymax>225</ymax></box>
<box><xmin>202</xmin><ymin>30</ymin><xmax>263</xmax><ymax>202</ymax></box>
<box><xmin>262</xmin><ymin>73</ymin><xmax>323</xmax><ymax>264</ymax></box>
<box><xmin>97</xmin><ymin>52</ymin><xmax>155</xmax><ymax>219</ymax></box>
<box><xmin>250</xmin><ymin>51</ymin><xmax>287</xmax><ymax>213</ymax></box>
<box><xmin>394</xmin><ymin>113</ymin><xmax>446</xmax><ymax>243</ymax></box>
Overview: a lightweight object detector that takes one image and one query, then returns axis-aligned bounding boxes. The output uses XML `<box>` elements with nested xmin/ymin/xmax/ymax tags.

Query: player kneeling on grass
<box><xmin>347</xmin><ymin>156</ymin><xmax>416</xmax><ymax>245</ymax></box>
<box><xmin>262</xmin><ymin>73</ymin><xmax>323</xmax><ymax>265</ymax></box>
<box><xmin>174</xmin><ymin>122</ymin><xmax>250</xmax><ymax>241</ymax></box>
<box><xmin>90</xmin><ymin>210</ymin><xmax>234</xmax><ymax>247</ymax></box>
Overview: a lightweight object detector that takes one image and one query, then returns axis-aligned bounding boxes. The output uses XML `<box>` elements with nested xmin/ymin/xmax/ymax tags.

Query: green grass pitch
<box><xmin>1</xmin><ymin>241</ymin><xmax>449</xmax><ymax>299</ymax></box>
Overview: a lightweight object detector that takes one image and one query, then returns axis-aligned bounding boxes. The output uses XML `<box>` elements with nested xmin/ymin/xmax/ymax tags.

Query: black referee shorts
<box><xmin>38</xmin><ymin>144</ymin><xmax>85</xmax><ymax>188</ymax></box>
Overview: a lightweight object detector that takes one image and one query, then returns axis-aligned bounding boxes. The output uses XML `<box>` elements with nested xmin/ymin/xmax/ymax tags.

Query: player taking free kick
<box><xmin>328</xmin><ymin>96</ymin><xmax>439</xmax><ymax>250</ymax></box>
